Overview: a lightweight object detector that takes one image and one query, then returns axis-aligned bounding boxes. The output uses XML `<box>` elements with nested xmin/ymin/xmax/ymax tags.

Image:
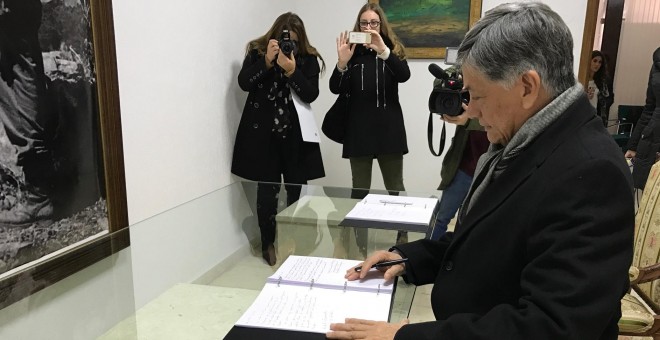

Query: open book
<box><xmin>340</xmin><ymin>194</ymin><xmax>439</xmax><ymax>232</ymax></box>
<box><xmin>233</xmin><ymin>255</ymin><xmax>394</xmax><ymax>334</ymax></box>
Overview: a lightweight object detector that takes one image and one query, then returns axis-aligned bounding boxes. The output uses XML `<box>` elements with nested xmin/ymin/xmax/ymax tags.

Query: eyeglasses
<box><xmin>359</xmin><ymin>20</ymin><xmax>380</xmax><ymax>28</ymax></box>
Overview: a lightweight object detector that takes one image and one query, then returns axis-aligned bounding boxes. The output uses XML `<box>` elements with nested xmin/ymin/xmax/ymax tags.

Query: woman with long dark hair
<box><xmin>232</xmin><ymin>12</ymin><xmax>325</xmax><ymax>265</ymax></box>
<box><xmin>586</xmin><ymin>50</ymin><xmax>614</xmax><ymax>126</ymax></box>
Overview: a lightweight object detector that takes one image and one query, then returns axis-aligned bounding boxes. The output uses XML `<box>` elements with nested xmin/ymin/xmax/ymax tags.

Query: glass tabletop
<box><xmin>0</xmin><ymin>181</ymin><xmax>439</xmax><ymax>339</ymax></box>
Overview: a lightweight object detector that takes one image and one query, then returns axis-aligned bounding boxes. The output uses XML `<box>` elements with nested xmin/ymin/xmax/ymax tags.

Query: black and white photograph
<box><xmin>0</xmin><ymin>0</ymin><xmax>126</xmax><ymax>280</ymax></box>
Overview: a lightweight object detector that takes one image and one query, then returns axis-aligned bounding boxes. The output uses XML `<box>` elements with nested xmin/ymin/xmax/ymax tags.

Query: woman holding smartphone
<box><xmin>330</xmin><ymin>3</ymin><xmax>411</xmax><ymax>251</ymax></box>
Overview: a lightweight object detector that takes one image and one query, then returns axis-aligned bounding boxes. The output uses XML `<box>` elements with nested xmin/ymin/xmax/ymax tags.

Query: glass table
<box><xmin>0</xmin><ymin>182</ymin><xmax>439</xmax><ymax>340</ymax></box>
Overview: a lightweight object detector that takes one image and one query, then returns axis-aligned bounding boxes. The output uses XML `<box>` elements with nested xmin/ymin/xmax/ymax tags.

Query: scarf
<box><xmin>268</xmin><ymin>71</ymin><xmax>292</xmax><ymax>138</ymax></box>
<box><xmin>462</xmin><ymin>83</ymin><xmax>585</xmax><ymax>215</ymax></box>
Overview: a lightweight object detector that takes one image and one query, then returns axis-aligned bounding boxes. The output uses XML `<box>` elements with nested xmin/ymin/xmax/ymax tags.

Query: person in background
<box><xmin>587</xmin><ymin>50</ymin><xmax>614</xmax><ymax>127</ymax></box>
<box><xmin>429</xmin><ymin>111</ymin><xmax>489</xmax><ymax>240</ymax></box>
<box><xmin>330</xmin><ymin>3</ymin><xmax>411</xmax><ymax>249</ymax></box>
<box><xmin>0</xmin><ymin>0</ymin><xmax>56</xmax><ymax>227</ymax></box>
<box><xmin>625</xmin><ymin>47</ymin><xmax>660</xmax><ymax>189</ymax></box>
<box><xmin>232</xmin><ymin>12</ymin><xmax>325</xmax><ymax>266</ymax></box>
<box><xmin>327</xmin><ymin>3</ymin><xmax>633</xmax><ymax>339</ymax></box>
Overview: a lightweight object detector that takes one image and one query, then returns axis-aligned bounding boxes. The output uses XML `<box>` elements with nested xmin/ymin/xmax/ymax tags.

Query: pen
<box><xmin>379</xmin><ymin>200</ymin><xmax>413</xmax><ymax>206</ymax></box>
<box><xmin>354</xmin><ymin>258</ymin><xmax>408</xmax><ymax>272</ymax></box>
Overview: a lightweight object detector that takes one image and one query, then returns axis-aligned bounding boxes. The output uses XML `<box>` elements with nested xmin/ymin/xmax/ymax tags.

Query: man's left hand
<box><xmin>326</xmin><ymin>318</ymin><xmax>408</xmax><ymax>339</ymax></box>
<box><xmin>442</xmin><ymin>113</ymin><xmax>469</xmax><ymax>126</ymax></box>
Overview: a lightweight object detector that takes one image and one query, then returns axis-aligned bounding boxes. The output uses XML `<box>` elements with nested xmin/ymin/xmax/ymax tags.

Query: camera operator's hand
<box><xmin>277</xmin><ymin>51</ymin><xmax>296</xmax><ymax>77</ymax></box>
<box><xmin>363</xmin><ymin>29</ymin><xmax>387</xmax><ymax>55</ymax></box>
<box><xmin>336</xmin><ymin>31</ymin><xmax>355</xmax><ymax>70</ymax></box>
<box><xmin>265</xmin><ymin>39</ymin><xmax>279</xmax><ymax>69</ymax></box>
<box><xmin>442</xmin><ymin>113</ymin><xmax>469</xmax><ymax>126</ymax></box>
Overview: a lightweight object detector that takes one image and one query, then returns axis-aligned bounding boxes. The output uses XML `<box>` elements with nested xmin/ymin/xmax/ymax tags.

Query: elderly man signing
<box><xmin>327</xmin><ymin>2</ymin><xmax>634</xmax><ymax>340</ymax></box>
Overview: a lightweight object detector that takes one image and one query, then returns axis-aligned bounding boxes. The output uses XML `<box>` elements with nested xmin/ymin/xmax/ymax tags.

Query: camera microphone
<box><xmin>428</xmin><ymin>63</ymin><xmax>449</xmax><ymax>80</ymax></box>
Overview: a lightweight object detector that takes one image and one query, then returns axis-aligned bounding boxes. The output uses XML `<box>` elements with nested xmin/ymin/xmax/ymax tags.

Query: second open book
<box><xmin>234</xmin><ymin>255</ymin><xmax>395</xmax><ymax>334</ymax></box>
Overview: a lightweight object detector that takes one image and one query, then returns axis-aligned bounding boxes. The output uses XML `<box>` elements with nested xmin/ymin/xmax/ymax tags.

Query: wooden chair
<box><xmin>619</xmin><ymin>162</ymin><xmax>660</xmax><ymax>339</ymax></box>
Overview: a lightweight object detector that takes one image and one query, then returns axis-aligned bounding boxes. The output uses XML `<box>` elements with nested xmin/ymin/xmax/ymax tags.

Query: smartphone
<box><xmin>348</xmin><ymin>32</ymin><xmax>371</xmax><ymax>44</ymax></box>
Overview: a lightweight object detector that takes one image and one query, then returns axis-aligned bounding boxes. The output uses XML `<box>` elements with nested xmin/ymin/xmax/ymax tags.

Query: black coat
<box><xmin>394</xmin><ymin>95</ymin><xmax>634</xmax><ymax>339</ymax></box>
<box><xmin>627</xmin><ymin>63</ymin><xmax>660</xmax><ymax>188</ymax></box>
<box><xmin>231</xmin><ymin>50</ymin><xmax>324</xmax><ymax>182</ymax></box>
<box><xmin>329</xmin><ymin>42</ymin><xmax>410</xmax><ymax>158</ymax></box>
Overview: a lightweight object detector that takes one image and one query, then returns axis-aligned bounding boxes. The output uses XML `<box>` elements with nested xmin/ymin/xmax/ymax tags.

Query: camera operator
<box><xmin>430</xmin><ymin>109</ymin><xmax>489</xmax><ymax>240</ymax></box>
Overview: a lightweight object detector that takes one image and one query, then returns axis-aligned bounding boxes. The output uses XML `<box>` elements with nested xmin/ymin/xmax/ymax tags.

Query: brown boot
<box><xmin>262</xmin><ymin>244</ymin><xmax>277</xmax><ymax>266</ymax></box>
<box><xmin>0</xmin><ymin>190</ymin><xmax>53</xmax><ymax>228</ymax></box>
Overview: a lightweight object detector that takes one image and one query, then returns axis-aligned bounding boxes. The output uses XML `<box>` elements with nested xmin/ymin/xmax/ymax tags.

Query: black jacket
<box><xmin>394</xmin><ymin>95</ymin><xmax>634</xmax><ymax>339</ymax></box>
<box><xmin>329</xmin><ymin>40</ymin><xmax>410</xmax><ymax>158</ymax></box>
<box><xmin>231</xmin><ymin>50</ymin><xmax>324</xmax><ymax>182</ymax></box>
<box><xmin>627</xmin><ymin>59</ymin><xmax>660</xmax><ymax>188</ymax></box>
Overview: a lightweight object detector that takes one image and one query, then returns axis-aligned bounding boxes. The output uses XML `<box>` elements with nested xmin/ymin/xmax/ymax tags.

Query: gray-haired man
<box><xmin>328</xmin><ymin>2</ymin><xmax>634</xmax><ymax>339</ymax></box>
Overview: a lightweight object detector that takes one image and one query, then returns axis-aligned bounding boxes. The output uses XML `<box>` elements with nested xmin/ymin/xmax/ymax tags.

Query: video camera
<box><xmin>279</xmin><ymin>30</ymin><xmax>297</xmax><ymax>56</ymax></box>
<box><xmin>427</xmin><ymin>63</ymin><xmax>469</xmax><ymax>117</ymax></box>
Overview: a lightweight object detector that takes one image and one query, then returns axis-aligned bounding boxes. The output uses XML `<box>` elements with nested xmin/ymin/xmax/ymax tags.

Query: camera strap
<box><xmin>427</xmin><ymin>111</ymin><xmax>446</xmax><ymax>157</ymax></box>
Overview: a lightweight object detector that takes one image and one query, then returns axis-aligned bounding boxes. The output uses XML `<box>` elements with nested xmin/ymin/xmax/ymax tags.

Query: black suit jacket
<box><xmin>394</xmin><ymin>95</ymin><xmax>634</xmax><ymax>339</ymax></box>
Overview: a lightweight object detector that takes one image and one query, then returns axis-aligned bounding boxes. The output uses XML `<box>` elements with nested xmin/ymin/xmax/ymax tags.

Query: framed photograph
<box><xmin>370</xmin><ymin>0</ymin><xmax>482</xmax><ymax>59</ymax></box>
<box><xmin>0</xmin><ymin>0</ymin><xmax>128</xmax><ymax>308</ymax></box>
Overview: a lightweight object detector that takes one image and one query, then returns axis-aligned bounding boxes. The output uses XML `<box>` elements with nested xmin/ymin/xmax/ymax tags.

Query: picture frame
<box><xmin>369</xmin><ymin>0</ymin><xmax>483</xmax><ymax>59</ymax></box>
<box><xmin>0</xmin><ymin>0</ymin><xmax>128</xmax><ymax>309</ymax></box>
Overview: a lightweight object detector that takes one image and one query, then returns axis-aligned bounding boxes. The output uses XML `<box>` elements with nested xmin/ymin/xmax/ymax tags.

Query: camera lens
<box><xmin>280</xmin><ymin>41</ymin><xmax>294</xmax><ymax>55</ymax></box>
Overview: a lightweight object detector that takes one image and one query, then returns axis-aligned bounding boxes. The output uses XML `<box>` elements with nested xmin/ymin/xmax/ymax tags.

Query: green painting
<box><xmin>373</xmin><ymin>0</ymin><xmax>480</xmax><ymax>59</ymax></box>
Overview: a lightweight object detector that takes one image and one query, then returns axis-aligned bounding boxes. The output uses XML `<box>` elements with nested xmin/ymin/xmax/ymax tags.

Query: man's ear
<box><xmin>520</xmin><ymin>70</ymin><xmax>542</xmax><ymax>110</ymax></box>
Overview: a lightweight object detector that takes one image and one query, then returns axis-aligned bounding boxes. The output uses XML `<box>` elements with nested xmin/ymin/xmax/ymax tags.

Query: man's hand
<box><xmin>345</xmin><ymin>250</ymin><xmax>404</xmax><ymax>282</ymax></box>
<box><xmin>326</xmin><ymin>318</ymin><xmax>409</xmax><ymax>340</ymax></box>
<box><xmin>442</xmin><ymin>112</ymin><xmax>469</xmax><ymax>126</ymax></box>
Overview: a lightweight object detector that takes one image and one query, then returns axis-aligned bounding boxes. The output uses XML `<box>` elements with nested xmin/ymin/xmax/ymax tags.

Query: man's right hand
<box><xmin>345</xmin><ymin>250</ymin><xmax>405</xmax><ymax>282</ymax></box>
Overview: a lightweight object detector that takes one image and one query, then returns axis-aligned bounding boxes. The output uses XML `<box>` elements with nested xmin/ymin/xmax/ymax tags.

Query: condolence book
<box><xmin>227</xmin><ymin>255</ymin><xmax>394</xmax><ymax>338</ymax></box>
<box><xmin>340</xmin><ymin>194</ymin><xmax>439</xmax><ymax>232</ymax></box>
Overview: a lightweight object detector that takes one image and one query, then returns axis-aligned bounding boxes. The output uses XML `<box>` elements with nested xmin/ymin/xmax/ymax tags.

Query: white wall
<box><xmin>612</xmin><ymin>0</ymin><xmax>660</xmax><ymax>110</ymax></box>
<box><xmin>113</xmin><ymin>1</ymin><xmax>296</xmax><ymax>223</ymax></box>
<box><xmin>116</xmin><ymin>0</ymin><xmax>589</xmax><ymax>223</ymax></box>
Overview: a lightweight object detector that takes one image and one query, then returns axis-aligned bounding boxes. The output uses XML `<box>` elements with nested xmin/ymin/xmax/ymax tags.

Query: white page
<box><xmin>235</xmin><ymin>283</ymin><xmax>392</xmax><ymax>334</ymax></box>
<box><xmin>292</xmin><ymin>92</ymin><xmax>320</xmax><ymax>143</ymax></box>
<box><xmin>345</xmin><ymin>194</ymin><xmax>438</xmax><ymax>224</ymax></box>
<box><xmin>268</xmin><ymin>256</ymin><xmax>393</xmax><ymax>293</ymax></box>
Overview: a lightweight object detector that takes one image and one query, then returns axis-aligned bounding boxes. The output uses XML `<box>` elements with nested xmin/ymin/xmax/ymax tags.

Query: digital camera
<box><xmin>428</xmin><ymin>64</ymin><xmax>469</xmax><ymax>117</ymax></box>
<box><xmin>279</xmin><ymin>30</ymin><xmax>297</xmax><ymax>56</ymax></box>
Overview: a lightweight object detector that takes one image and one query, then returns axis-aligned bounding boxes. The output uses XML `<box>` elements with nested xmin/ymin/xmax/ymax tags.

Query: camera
<box><xmin>428</xmin><ymin>63</ymin><xmax>469</xmax><ymax>117</ymax></box>
<box><xmin>279</xmin><ymin>30</ymin><xmax>297</xmax><ymax>56</ymax></box>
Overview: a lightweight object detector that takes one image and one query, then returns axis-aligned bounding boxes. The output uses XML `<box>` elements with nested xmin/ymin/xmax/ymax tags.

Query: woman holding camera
<box><xmin>232</xmin><ymin>12</ymin><xmax>325</xmax><ymax>266</ymax></box>
<box><xmin>330</xmin><ymin>3</ymin><xmax>411</xmax><ymax>248</ymax></box>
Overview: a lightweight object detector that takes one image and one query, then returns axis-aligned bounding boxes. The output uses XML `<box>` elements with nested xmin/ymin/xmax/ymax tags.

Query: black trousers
<box><xmin>256</xmin><ymin>182</ymin><xmax>303</xmax><ymax>250</ymax></box>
